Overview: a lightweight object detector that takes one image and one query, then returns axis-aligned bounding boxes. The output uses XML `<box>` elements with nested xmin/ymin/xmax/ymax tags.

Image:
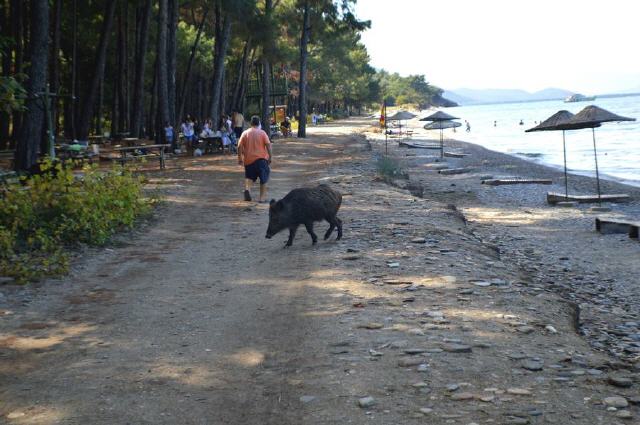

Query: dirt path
<box><xmin>1</xmin><ymin>119</ymin><xmax>638</xmax><ymax>424</ymax></box>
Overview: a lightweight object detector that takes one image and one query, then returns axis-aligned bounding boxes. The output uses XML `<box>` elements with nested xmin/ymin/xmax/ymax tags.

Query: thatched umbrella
<box><xmin>420</xmin><ymin>111</ymin><xmax>461</xmax><ymax>157</ymax></box>
<box><xmin>525</xmin><ymin>110</ymin><xmax>576</xmax><ymax>199</ymax></box>
<box><xmin>555</xmin><ymin>105</ymin><xmax>635</xmax><ymax>202</ymax></box>
<box><xmin>386</xmin><ymin>110</ymin><xmax>417</xmax><ymax>137</ymax></box>
<box><xmin>423</xmin><ymin>121</ymin><xmax>462</xmax><ymax>130</ymax></box>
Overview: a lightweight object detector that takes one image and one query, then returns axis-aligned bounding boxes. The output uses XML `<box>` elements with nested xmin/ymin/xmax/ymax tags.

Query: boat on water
<box><xmin>564</xmin><ymin>93</ymin><xmax>596</xmax><ymax>103</ymax></box>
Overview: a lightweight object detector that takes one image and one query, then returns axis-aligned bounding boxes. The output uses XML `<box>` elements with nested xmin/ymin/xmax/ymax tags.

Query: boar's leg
<box><xmin>324</xmin><ymin>217</ymin><xmax>336</xmax><ymax>240</ymax></box>
<box><xmin>304</xmin><ymin>222</ymin><xmax>318</xmax><ymax>245</ymax></box>
<box><xmin>335</xmin><ymin>217</ymin><xmax>343</xmax><ymax>240</ymax></box>
<box><xmin>285</xmin><ymin>225</ymin><xmax>299</xmax><ymax>247</ymax></box>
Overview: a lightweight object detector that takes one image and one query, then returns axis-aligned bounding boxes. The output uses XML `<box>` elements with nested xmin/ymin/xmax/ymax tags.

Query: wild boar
<box><xmin>266</xmin><ymin>184</ymin><xmax>343</xmax><ymax>247</ymax></box>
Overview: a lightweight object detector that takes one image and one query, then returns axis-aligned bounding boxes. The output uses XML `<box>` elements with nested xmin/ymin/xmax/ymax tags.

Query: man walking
<box><xmin>232</xmin><ymin>111</ymin><xmax>245</xmax><ymax>139</ymax></box>
<box><xmin>237</xmin><ymin>115</ymin><xmax>272</xmax><ymax>202</ymax></box>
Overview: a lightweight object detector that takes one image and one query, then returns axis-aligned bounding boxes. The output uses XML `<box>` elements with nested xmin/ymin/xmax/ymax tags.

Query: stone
<box><xmin>411</xmin><ymin>238</ymin><xmax>426</xmax><ymax>244</ymax></box>
<box><xmin>343</xmin><ymin>255</ymin><xmax>361</xmax><ymax>261</ymax></box>
<box><xmin>404</xmin><ymin>348</ymin><xmax>428</xmax><ymax>355</ymax></box>
<box><xmin>545</xmin><ymin>325</ymin><xmax>558</xmax><ymax>334</ymax></box>
<box><xmin>443</xmin><ymin>343</ymin><xmax>472</xmax><ymax>353</ymax></box>
<box><xmin>450</xmin><ymin>392</ymin><xmax>475</xmax><ymax>401</ymax></box>
<box><xmin>358</xmin><ymin>322</ymin><xmax>383</xmax><ymax>329</ymax></box>
<box><xmin>390</xmin><ymin>340</ymin><xmax>409</xmax><ymax>349</ymax></box>
<box><xmin>616</xmin><ymin>410</ymin><xmax>633</xmax><ymax>419</ymax></box>
<box><xmin>300</xmin><ymin>395</ymin><xmax>316</xmax><ymax>403</ymax></box>
<box><xmin>417</xmin><ymin>364</ymin><xmax>429</xmax><ymax>372</ymax></box>
<box><xmin>504</xmin><ymin>417</ymin><xmax>529</xmax><ymax>424</ymax></box>
<box><xmin>398</xmin><ymin>357</ymin><xmax>425</xmax><ymax>367</ymax></box>
<box><xmin>506</xmin><ymin>388</ymin><xmax>531</xmax><ymax>396</ymax></box>
<box><xmin>358</xmin><ymin>396</ymin><xmax>375</xmax><ymax>408</ymax></box>
<box><xmin>604</xmin><ymin>396</ymin><xmax>629</xmax><ymax>408</ymax></box>
<box><xmin>516</xmin><ymin>326</ymin><xmax>535</xmax><ymax>334</ymax></box>
<box><xmin>446</xmin><ymin>384</ymin><xmax>460</xmax><ymax>392</ymax></box>
<box><xmin>387</xmin><ymin>262</ymin><xmax>400</xmax><ymax>268</ymax></box>
<box><xmin>418</xmin><ymin>407</ymin><xmax>433</xmax><ymax>414</ymax></box>
<box><xmin>6</xmin><ymin>412</ymin><xmax>26</xmax><ymax>419</ymax></box>
<box><xmin>471</xmin><ymin>280</ymin><xmax>491</xmax><ymax>287</ymax></box>
<box><xmin>522</xmin><ymin>359</ymin><xmax>544</xmax><ymax>371</ymax></box>
<box><xmin>608</xmin><ymin>376</ymin><xmax>633</xmax><ymax>388</ymax></box>
<box><xmin>369</xmin><ymin>349</ymin><xmax>384</xmax><ymax>357</ymax></box>
<box><xmin>412</xmin><ymin>381</ymin><xmax>429</xmax><ymax>388</ymax></box>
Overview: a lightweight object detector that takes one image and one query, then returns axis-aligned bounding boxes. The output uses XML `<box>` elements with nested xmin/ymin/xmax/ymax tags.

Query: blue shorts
<box><xmin>244</xmin><ymin>159</ymin><xmax>270</xmax><ymax>184</ymax></box>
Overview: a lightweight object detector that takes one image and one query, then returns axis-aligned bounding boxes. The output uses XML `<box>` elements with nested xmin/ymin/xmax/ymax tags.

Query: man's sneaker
<box><xmin>244</xmin><ymin>190</ymin><xmax>252</xmax><ymax>201</ymax></box>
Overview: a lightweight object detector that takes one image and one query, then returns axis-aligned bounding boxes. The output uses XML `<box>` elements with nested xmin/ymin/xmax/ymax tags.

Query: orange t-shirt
<box><xmin>238</xmin><ymin>127</ymin><xmax>271</xmax><ymax>165</ymax></box>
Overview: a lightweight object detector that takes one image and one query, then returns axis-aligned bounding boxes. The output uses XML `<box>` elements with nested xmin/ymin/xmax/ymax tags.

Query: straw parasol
<box><xmin>386</xmin><ymin>110</ymin><xmax>417</xmax><ymax>137</ymax></box>
<box><xmin>423</xmin><ymin>121</ymin><xmax>462</xmax><ymax>130</ymax></box>
<box><xmin>525</xmin><ymin>110</ymin><xmax>576</xmax><ymax>199</ymax></box>
<box><xmin>555</xmin><ymin>105</ymin><xmax>635</xmax><ymax>202</ymax></box>
<box><xmin>420</xmin><ymin>111</ymin><xmax>461</xmax><ymax>157</ymax></box>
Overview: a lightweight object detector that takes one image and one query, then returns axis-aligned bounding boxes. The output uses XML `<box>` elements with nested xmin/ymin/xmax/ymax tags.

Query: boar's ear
<box><xmin>269</xmin><ymin>199</ymin><xmax>276</xmax><ymax>206</ymax></box>
<box><xmin>272</xmin><ymin>200</ymin><xmax>284</xmax><ymax>211</ymax></box>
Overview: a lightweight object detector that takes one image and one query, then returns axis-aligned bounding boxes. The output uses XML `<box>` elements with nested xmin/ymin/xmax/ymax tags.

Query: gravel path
<box><xmin>0</xmin><ymin>118</ymin><xmax>638</xmax><ymax>424</ymax></box>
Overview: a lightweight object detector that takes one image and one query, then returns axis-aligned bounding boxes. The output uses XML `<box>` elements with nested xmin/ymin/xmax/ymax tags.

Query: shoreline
<box><xmin>366</xmin><ymin>124</ymin><xmax>640</xmax><ymax>364</ymax></box>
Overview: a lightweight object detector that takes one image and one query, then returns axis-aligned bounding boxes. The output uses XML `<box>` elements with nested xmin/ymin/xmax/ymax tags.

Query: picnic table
<box><xmin>55</xmin><ymin>143</ymin><xmax>98</xmax><ymax>163</ymax></box>
<box><xmin>113</xmin><ymin>144</ymin><xmax>171</xmax><ymax>169</ymax></box>
<box><xmin>199</xmin><ymin>136</ymin><xmax>225</xmax><ymax>154</ymax></box>
<box><xmin>122</xmin><ymin>137</ymin><xmax>141</xmax><ymax>147</ymax></box>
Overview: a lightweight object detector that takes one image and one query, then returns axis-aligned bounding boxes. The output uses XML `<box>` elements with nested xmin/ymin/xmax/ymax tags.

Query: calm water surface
<box><xmin>432</xmin><ymin>95</ymin><xmax>640</xmax><ymax>187</ymax></box>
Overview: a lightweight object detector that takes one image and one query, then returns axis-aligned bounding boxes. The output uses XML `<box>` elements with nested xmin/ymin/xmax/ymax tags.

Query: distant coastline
<box><xmin>444</xmin><ymin>88</ymin><xmax>640</xmax><ymax>107</ymax></box>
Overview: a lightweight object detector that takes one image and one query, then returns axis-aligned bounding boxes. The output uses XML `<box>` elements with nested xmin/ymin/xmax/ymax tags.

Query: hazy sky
<box><xmin>354</xmin><ymin>0</ymin><xmax>640</xmax><ymax>94</ymax></box>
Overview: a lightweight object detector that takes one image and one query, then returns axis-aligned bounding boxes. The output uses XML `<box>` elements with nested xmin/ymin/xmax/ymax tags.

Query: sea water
<box><xmin>436</xmin><ymin>95</ymin><xmax>640</xmax><ymax>187</ymax></box>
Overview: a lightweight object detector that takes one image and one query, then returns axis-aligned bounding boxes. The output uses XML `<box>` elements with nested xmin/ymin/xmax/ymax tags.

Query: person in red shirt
<box><xmin>237</xmin><ymin>116</ymin><xmax>273</xmax><ymax>202</ymax></box>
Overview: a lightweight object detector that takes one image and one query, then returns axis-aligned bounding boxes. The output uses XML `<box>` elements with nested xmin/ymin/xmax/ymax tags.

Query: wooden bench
<box><xmin>113</xmin><ymin>144</ymin><xmax>171</xmax><ymax>170</ymax></box>
<box><xmin>595</xmin><ymin>217</ymin><xmax>640</xmax><ymax>240</ymax></box>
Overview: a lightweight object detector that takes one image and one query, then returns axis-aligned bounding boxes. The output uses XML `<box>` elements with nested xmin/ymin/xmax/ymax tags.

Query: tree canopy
<box><xmin>0</xmin><ymin>0</ymin><xmax>447</xmax><ymax>171</ymax></box>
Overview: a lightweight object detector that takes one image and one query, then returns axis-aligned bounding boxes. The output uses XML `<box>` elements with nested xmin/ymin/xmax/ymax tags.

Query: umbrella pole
<box><xmin>562</xmin><ymin>130</ymin><xmax>568</xmax><ymax>200</ymax></box>
<box><xmin>384</xmin><ymin>104</ymin><xmax>388</xmax><ymax>156</ymax></box>
<box><xmin>440</xmin><ymin>128</ymin><xmax>444</xmax><ymax>158</ymax></box>
<box><xmin>592</xmin><ymin>127</ymin><xmax>602</xmax><ymax>204</ymax></box>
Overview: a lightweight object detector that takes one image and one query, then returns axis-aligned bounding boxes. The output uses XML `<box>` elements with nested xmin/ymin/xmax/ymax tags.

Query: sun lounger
<box><xmin>595</xmin><ymin>217</ymin><xmax>640</xmax><ymax>240</ymax></box>
<box><xmin>482</xmin><ymin>178</ymin><xmax>552</xmax><ymax>186</ymax></box>
<box><xmin>438</xmin><ymin>167</ymin><xmax>473</xmax><ymax>175</ymax></box>
<box><xmin>547</xmin><ymin>192</ymin><xmax>630</xmax><ymax>205</ymax></box>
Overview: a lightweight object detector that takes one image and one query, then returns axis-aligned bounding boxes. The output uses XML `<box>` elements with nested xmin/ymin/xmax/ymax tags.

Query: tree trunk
<box><xmin>69</xmin><ymin>0</ymin><xmax>77</xmax><ymax>139</ymax></box>
<box><xmin>237</xmin><ymin>47</ymin><xmax>255</xmax><ymax>114</ymax></box>
<box><xmin>96</xmin><ymin>72</ymin><xmax>104</xmax><ymax>135</ymax></box>
<box><xmin>10</xmin><ymin>0</ymin><xmax>25</xmax><ymax>143</ymax></box>
<box><xmin>167</xmin><ymin>0</ymin><xmax>178</xmax><ymax>126</ymax></box>
<box><xmin>260</xmin><ymin>57</ymin><xmax>271</xmax><ymax>135</ymax></box>
<box><xmin>156</xmin><ymin>0</ymin><xmax>170</xmax><ymax>141</ymax></box>
<box><xmin>177</xmin><ymin>6</ymin><xmax>208</xmax><ymax>126</ymax></box>
<box><xmin>77</xmin><ymin>0</ymin><xmax>117</xmax><ymax>139</ymax></box>
<box><xmin>130</xmin><ymin>0</ymin><xmax>151</xmax><ymax>138</ymax></box>
<box><xmin>231</xmin><ymin>39</ymin><xmax>250</xmax><ymax>113</ymax></box>
<box><xmin>260</xmin><ymin>0</ymin><xmax>273</xmax><ymax>136</ymax></box>
<box><xmin>0</xmin><ymin>0</ymin><xmax>11</xmax><ymax>147</ymax></box>
<box><xmin>297</xmin><ymin>0</ymin><xmax>310</xmax><ymax>138</ymax></box>
<box><xmin>48</xmin><ymin>0</ymin><xmax>62</xmax><ymax>139</ymax></box>
<box><xmin>15</xmin><ymin>0</ymin><xmax>49</xmax><ymax>171</ymax></box>
<box><xmin>209</xmin><ymin>4</ymin><xmax>231</xmax><ymax>123</ymax></box>
<box><xmin>148</xmin><ymin>56</ymin><xmax>158</xmax><ymax>139</ymax></box>
<box><xmin>117</xmin><ymin>0</ymin><xmax>127</xmax><ymax>132</ymax></box>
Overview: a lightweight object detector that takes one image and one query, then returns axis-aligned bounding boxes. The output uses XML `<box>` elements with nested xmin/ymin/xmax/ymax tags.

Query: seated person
<box><xmin>280</xmin><ymin>117</ymin><xmax>291</xmax><ymax>137</ymax></box>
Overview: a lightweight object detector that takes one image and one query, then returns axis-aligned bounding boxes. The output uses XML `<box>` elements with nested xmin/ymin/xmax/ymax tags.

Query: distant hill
<box><xmin>443</xmin><ymin>87</ymin><xmax>575</xmax><ymax>105</ymax></box>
